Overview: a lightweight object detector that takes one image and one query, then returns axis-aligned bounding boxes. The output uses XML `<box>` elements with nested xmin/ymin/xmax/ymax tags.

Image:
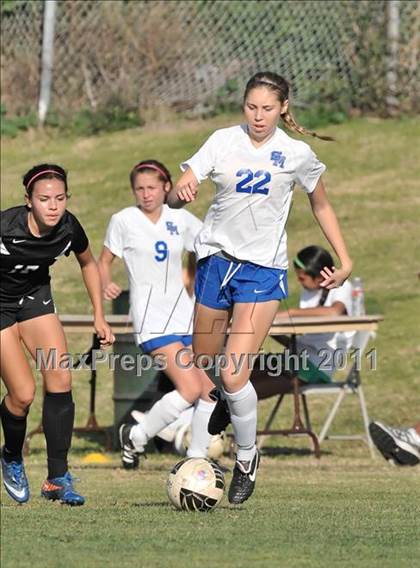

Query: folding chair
<box><xmin>257</xmin><ymin>330</ymin><xmax>375</xmax><ymax>457</ymax></box>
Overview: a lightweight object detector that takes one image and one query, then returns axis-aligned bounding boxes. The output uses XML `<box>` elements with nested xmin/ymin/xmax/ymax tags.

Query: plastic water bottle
<box><xmin>352</xmin><ymin>277</ymin><xmax>365</xmax><ymax>316</ymax></box>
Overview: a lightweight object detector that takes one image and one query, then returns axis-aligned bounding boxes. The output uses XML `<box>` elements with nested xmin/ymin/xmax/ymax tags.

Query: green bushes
<box><xmin>1</xmin><ymin>105</ymin><xmax>37</xmax><ymax>137</ymax></box>
<box><xmin>1</xmin><ymin>98</ymin><xmax>143</xmax><ymax>138</ymax></box>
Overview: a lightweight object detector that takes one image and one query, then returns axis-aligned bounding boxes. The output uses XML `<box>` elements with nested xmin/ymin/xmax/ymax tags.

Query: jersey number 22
<box><xmin>235</xmin><ymin>169</ymin><xmax>271</xmax><ymax>195</ymax></box>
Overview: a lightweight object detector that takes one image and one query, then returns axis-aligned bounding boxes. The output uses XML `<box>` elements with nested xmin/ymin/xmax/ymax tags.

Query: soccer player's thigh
<box><xmin>223</xmin><ymin>300</ymin><xmax>279</xmax><ymax>391</ymax></box>
<box><xmin>193</xmin><ymin>303</ymin><xmax>230</xmax><ymax>357</ymax></box>
<box><xmin>151</xmin><ymin>342</ymin><xmax>214</xmax><ymax>403</ymax></box>
<box><xmin>18</xmin><ymin>314</ymin><xmax>72</xmax><ymax>392</ymax></box>
<box><xmin>0</xmin><ymin>324</ymin><xmax>36</xmax><ymax>413</ymax></box>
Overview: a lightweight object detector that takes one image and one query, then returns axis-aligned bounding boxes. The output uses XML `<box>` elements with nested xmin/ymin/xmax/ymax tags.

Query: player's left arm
<box><xmin>75</xmin><ymin>246</ymin><xmax>115</xmax><ymax>345</ymax></box>
<box><xmin>276</xmin><ymin>301</ymin><xmax>346</xmax><ymax>319</ymax></box>
<box><xmin>308</xmin><ymin>178</ymin><xmax>353</xmax><ymax>289</ymax></box>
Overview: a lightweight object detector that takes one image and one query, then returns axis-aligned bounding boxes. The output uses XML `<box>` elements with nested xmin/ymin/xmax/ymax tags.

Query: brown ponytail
<box><xmin>244</xmin><ymin>71</ymin><xmax>334</xmax><ymax>142</ymax></box>
<box><xmin>281</xmin><ymin>109</ymin><xmax>334</xmax><ymax>142</ymax></box>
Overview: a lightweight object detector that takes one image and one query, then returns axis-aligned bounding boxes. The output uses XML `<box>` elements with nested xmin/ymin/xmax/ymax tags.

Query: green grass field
<box><xmin>2</xmin><ymin>455</ymin><xmax>419</xmax><ymax>568</ymax></box>
<box><xmin>1</xmin><ymin>116</ymin><xmax>420</xmax><ymax>567</ymax></box>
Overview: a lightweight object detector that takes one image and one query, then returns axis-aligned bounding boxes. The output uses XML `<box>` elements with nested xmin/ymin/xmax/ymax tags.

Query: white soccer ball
<box><xmin>167</xmin><ymin>457</ymin><xmax>225</xmax><ymax>512</ymax></box>
<box><xmin>174</xmin><ymin>426</ymin><xmax>226</xmax><ymax>460</ymax></box>
<box><xmin>207</xmin><ymin>433</ymin><xmax>226</xmax><ymax>460</ymax></box>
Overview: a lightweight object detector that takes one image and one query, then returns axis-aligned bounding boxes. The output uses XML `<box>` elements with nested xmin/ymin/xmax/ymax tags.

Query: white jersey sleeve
<box><xmin>324</xmin><ymin>280</ymin><xmax>353</xmax><ymax>315</ymax></box>
<box><xmin>180</xmin><ymin>131</ymin><xmax>222</xmax><ymax>182</ymax></box>
<box><xmin>297</xmin><ymin>279</ymin><xmax>354</xmax><ymax>375</ymax></box>
<box><xmin>104</xmin><ymin>213</ymin><xmax>124</xmax><ymax>258</ymax></box>
<box><xmin>180</xmin><ymin>210</ymin><xmax>203</xmax><ymax>252</ymax></box>
<box><xmin>294</xmin><ymin>143</ymin><xmax>326</xmax><ymax>194</ymax></box>
<box><xmin>299</xmin><ymin>280</ymin><xmax>352</xmax><ymax>314</ymax></box>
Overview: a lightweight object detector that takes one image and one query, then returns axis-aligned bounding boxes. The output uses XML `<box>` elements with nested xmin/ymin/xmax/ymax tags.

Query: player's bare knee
<box><xmin>8</xmin><ymin>389</ymin><xmax>35</xmax><ymax>413</ymax></box>
<box><xmin>43</xmin><ymin>369</ymin><xmax>72</xmax><ymax>392</ymax></box>
<box><xmin>178</xmin><ymin>383</ymin><xmax>201</xmax><ymax>404</ymax></box>
<box><xmin>220</xmin><ymin>369</ymin><xmax>248</xmax><ymax>394</ymax></box>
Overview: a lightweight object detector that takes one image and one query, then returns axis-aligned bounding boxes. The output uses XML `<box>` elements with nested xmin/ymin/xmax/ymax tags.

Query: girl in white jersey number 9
<box><xmin>167</xmin><ymin>72</ymin><xmax>353</xmax><ymax>504</ymax></box>
<box><xmin>99</xmin><ymin>160</ymin><xmax>216</xmax><ymax>470</ymax></box>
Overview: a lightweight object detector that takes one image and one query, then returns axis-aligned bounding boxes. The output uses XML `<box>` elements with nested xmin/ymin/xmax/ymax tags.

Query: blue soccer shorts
<box><xmin>140</xmin><ymin>334</ymin><xmax>192</xmax><ymax>354</ymax></box>
<box><xmin>195</xmin><ymin>253</ymin><xmax>288</xmax><ymax>310</ymax></box>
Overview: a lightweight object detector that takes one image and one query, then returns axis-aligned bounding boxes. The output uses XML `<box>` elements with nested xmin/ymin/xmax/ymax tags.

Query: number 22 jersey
<box><xmin>182</xmin><ymin>125</ymin><xmax>326</xmax><ymax>269</ymax></box>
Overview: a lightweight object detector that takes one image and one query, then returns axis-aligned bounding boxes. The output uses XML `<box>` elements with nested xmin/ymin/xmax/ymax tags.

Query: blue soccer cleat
<box><xmin>41</xmin><ymin>471</ymin><xmax>85</xmax><ymax>506</ymax></box>
<box><xmin>1</xmin><ymin>448</ymin><xmax>30</xmax><ymax>504</ymax></box>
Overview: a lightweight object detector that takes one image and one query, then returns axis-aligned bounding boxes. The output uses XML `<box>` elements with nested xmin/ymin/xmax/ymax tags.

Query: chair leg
<box><xmin>265</xmin><ymin>395</ymin><xmax>285</xmax><ymax>430</ymax></box>
<box><xmin>301</xmin><ymin>394</ymin><xmax>312</xmax><ymax>430</ymax></box>
<box><xmin>318</xmin><ymin>389</ymin><xmax>347</xmax><ymax>443</ymax></box>
<box><xmin>357</xmin><ymin>385</ymin><xmax>375</xmax><ymax>458</ymax></box>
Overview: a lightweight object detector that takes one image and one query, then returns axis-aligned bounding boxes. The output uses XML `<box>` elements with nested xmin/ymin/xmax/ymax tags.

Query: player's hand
<box><xmin>175</xmin><ymin>181</ymin><xmax>198</xmax><ymax>203</ymax></box>
<box><xmin>103</xmin><ymin>282</ymin><xmax>122</xmax><ymax>300</ymax></box>
<box><xmin>320</xmin><ymin>265</ymin><xmax>351</xmax><ymax>289</ymax></box>
<box><xmin>94</xmin><ymin>317</ymin><xmax>115</xmax><ymax>346</ymax></box>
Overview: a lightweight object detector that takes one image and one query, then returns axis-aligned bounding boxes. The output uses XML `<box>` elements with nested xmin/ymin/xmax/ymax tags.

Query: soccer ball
<box><xmin>167</xmin><ymin>457</ymin><xmax>225</xmax><ymax>512</ymax></box>
<box><xmin>174</xmin><ymin>425</ymin><xmax>226</xmax><ymax>460</ymax></box>
<box><xmin>207</xmin><ymin>433</ymin><xmax>226</xmax><ymax>460</ymax></box>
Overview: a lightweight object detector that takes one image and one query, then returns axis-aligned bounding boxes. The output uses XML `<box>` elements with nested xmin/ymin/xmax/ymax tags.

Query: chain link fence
<box><xmin>1</xmin><ymin>0</ymin><xmax>419</xmax><ymax>120</ymax></box>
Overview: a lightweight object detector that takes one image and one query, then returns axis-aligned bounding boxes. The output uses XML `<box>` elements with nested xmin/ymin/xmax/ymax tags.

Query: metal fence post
<box><xmin>38</xmin><ymin>0</ymin><xmax>57</xmax><ymax>125</ymax></box>
<box><xmin>386</xmin><ymin>0</ymin><xmax>400</xmax><ymax>117</ymax></box>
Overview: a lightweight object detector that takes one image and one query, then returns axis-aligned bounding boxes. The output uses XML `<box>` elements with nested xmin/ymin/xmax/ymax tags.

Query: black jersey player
<box><xmin>0</xmin><ymin>163</ymin><xmax>114</xmax><ymax>505</ymax></box>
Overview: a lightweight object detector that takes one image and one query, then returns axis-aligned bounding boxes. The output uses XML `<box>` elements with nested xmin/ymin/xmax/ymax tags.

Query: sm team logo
<box><xmin>166</xmin><ymin>222</ymin><xmax>179</xmax><ymax>235</ymax></box>
<box><xmin>271</xmin><ymin>151</ymin><xmax>286</xmax><ymax>168</ymax></box>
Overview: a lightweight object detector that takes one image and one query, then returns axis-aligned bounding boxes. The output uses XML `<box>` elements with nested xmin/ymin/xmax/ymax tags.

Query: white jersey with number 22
<box><xmin>182</xmin><ymin>125</ymin><xmax>326</xmax><ymax>269</ymax></box>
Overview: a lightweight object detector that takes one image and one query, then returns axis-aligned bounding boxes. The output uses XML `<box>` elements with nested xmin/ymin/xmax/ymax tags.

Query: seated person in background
<box><xmin>209</xmin><ymin>245</ymin><xmax>353</xmax><ymax>433</ymax></box>
<box><xmin>369</xmin><ymin>421</ymin><xmax>420</xmax><ymax>466</ymax></box>
<box><xmin>252</xmin><ymin>244</ymin><xmax>353</xmax><ymax>399</ymax></box>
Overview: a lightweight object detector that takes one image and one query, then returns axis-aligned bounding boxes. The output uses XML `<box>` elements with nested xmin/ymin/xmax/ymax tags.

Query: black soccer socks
<box><xmin>42</xmin><ymin>390</ymin><xmax>75</xmax><ymax>479</ymax></box>
<box><xmin>0</xmin><ymin>396</ymin><xmax>28</xmax><ymax>462</ymax></box>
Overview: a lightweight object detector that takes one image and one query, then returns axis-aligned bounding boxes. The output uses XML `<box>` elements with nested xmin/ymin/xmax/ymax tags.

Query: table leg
<box><xmin>72</xmin><ymin>334</ymin><xmax>112</xmax><ymax>451</ymax></box>
<box><xmin>256</xmin><ymin>333</ymin><xmax>321</xmax><ymax>458</ymax></box>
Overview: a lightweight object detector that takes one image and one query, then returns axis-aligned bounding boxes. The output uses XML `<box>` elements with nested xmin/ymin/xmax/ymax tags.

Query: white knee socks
<box><xmin>187</xmin><ymin>398</ymin><xmax>216</xmax><ymax>458</ymax></box>
<box><xmin>224</xmin><ymin>381</ymin><xmax>257</xmax><ymax>462</ymax></box>
<box><xmin>130</xmin><ymin>390</ymin><xmax>191</xmax><ymax>451</ymax></box>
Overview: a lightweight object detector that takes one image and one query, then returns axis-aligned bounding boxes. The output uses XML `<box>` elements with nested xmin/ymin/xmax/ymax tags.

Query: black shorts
<box><xmin>0</xmin><ymin>284</ymin><xmax>56</xmax><ymax>331</ymax></box>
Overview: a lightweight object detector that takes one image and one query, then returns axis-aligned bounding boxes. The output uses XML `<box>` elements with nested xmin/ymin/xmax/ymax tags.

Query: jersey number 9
<box><xmin>154</xmin><ymin>241</ymin><xmax>168</xmax><ymax>262</ymax></box>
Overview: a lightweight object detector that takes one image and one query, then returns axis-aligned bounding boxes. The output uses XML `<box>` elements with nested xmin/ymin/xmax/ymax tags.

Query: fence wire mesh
<box><xmin>1</xmin><ymin>0</ymin><xmax>419</xmax><ymax>118</ymax></box>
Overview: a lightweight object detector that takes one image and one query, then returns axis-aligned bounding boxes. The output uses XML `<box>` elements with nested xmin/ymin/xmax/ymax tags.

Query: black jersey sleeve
<box><xmin>68</xmin><ymin>212</ymin><xmax>89</xmax><ymax>254</ymax></box>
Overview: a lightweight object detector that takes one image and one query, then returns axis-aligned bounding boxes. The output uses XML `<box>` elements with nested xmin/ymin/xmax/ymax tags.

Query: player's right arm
<box><xmin>166</xmin><ymin>167</ymin><xmax>199</xmax><ymax>208</ymax></box>
<box><xmin>168</xmin><ymin>129</ymin><xmax>222</xmax><ymax>208</ymax></box>
<box><xmin>98</xmin><ymin>246</ymin><xmax>122</xmax><ymax>300</ymax></box>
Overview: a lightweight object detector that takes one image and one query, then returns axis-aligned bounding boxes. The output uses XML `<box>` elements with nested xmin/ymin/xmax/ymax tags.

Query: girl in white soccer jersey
<box><xmin>167</xmin><ymin>71</ymin><xmax>353</xmax><ymax>504</ymax></box>
<box><xmin>98</xmin><ymin>160</ymin><xmax>216</xmax><ymax>469</ymax></box>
